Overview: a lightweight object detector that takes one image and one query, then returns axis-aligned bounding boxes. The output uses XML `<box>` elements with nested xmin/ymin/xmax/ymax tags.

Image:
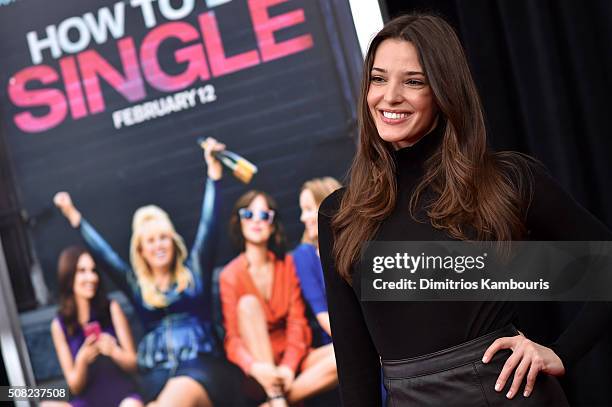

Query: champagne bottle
<box><xmin>197</xmin><ymin>137</ymin><xmax>258</xmax><ymax>184</ymax></box>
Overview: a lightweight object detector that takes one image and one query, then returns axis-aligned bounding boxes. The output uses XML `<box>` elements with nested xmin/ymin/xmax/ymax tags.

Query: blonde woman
<box><xmin>293</xmin><ymin>177</ymin><xmax>341</xmax><ymax>345</ymax></box>
<box><xmin>54</xmin><ymin>138</ymin><xmax>245</xmax><ymax>407</ymax></box>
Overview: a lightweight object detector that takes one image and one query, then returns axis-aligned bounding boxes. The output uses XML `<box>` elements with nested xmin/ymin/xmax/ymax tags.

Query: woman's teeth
<box><xmin>382</xmin><ymin>111</ymin><xmax>409</xmax><ymax>119</ymax></box>
<box><xmin>151</xmin><ymin>250</ymin><xmax>169</xmax><ymax>262</ymax></box>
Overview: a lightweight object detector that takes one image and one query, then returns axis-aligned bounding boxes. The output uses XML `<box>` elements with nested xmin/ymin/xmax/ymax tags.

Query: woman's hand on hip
<box><xmin>482</xmin><ymin>333</ymin><xmax>565</xmax><ymax>399</ymax></box>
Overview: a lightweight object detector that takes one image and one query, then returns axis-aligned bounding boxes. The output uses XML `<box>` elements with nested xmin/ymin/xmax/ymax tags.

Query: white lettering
<box><xmin>158</xmin><ymin>0</ymin><xmax>195</xmax><ymax>20</ymax></box>
<box><xmin>57</xmin><ymin>17</ymin><xmax>92</xmax><ymax>55</ymax></box>
<box><xmin>84</xmin><ymin>2</ymin><xmax>126</xmax><ymax>45</ymax></box>
<box><xmin>373</xmin><ymin>256</ymin><xmax>384</xmax><ymax>273</ymax></box>
<box><xmin>131</xmin><ymin>0</ymin><xmax>158</xmax><ymax>28</ymax></box>
<box><xmin>205</xmin><ymin>0</ymin><xmax>232</xmax><ymax>7</ymax></box>
<box><xmin>27</xmin><ymin>26</ymin><xmax>61</xmax><ymax>64</ymax></box>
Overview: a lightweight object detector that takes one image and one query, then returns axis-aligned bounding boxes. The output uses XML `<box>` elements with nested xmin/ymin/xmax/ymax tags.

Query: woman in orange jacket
<box><xmin>220</xmin><ymin>190</ymin><xmax>337</xmax><ymax>407</ymax></box>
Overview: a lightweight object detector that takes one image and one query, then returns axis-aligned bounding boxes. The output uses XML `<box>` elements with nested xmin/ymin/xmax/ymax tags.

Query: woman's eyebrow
<box><xmin>371</xmin><ymin>67</ymin><xmax>425</xmax><ymax>76</ymax></box>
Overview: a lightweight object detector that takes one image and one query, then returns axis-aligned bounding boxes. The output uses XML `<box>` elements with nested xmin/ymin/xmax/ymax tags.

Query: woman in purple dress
<box><xmin>50</xmin><ymin>246</ymin><xmax>143</xmax><ymax>407</ymax></box>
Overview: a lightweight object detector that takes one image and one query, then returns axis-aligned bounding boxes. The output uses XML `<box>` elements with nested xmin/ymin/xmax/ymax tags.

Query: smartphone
<box><xmin>83</xmin><ymin>321</ymin><xmax>101</xmax><ymax>339</ymax></box>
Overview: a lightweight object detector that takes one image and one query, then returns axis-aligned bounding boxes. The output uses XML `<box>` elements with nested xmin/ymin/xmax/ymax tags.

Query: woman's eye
<box><xmin>406</xmin><ymin>79</ymin><xmax>424</xmax><ymax>86</ymax></box>
<box><xmin>370</xmin><ymin>76</ymin><xmax>385</xmax><ymax>83</ymax></box>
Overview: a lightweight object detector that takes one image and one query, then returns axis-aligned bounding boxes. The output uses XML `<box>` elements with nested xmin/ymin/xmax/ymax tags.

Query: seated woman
<box><xmin>294</xmin><ymin>177</ymin><xmax>341</xmax><ymax>344</ymax></box>
<box><xmin>292</xmin><ymin>178</ymin><xmax>339</xmax><ymax>375</ymax></box>
<box><xmin>50</xmin><ymin>246</ymin><xmax>142</xmax><ymax>407</ymax></box>
<box><xmin>54</xmin><ymin>138</ymin><xmax>245</xmax><ymax>407</ymax></box>
<box><xmin>220</xmin><ymin>191</ymin><xmax>334</xmax><ymax>406</ymax></box>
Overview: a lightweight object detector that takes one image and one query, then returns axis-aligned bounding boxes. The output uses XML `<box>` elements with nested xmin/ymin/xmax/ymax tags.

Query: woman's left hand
<box><xmin>201</xmin><ymin>137</ymin><xmax>225</xmax><ymax>181</ymax></box>
<box><xmin>277</xmin><ymin>365</ymin><xmax>295</xmax><ymax>392</ymax></box>
<box><xmin>482</xmin><ymin>333</ymin><xmax>565</xmax><ymax>399</ymax></box>
<box><xmin>96</xmin><ymin>333</ymin><xmax>118</xmax><ymax>357</ymax></box>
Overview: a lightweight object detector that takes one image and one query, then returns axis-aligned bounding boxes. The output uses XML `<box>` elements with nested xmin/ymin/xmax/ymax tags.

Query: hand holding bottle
<box><xmin>197</xmin><ymin>137</ymin><xmax>258</xmax><ymax>183</ymax></box>
<box><xmin>201</xmin><ymin>137</ymin><xmax>225</xmax><ymax>181</ymax></box>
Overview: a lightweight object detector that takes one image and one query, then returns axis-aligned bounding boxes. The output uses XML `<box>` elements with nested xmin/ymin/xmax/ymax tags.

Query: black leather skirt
<box><xmin>381</xmin><ymin>325</ymin><xmax>569</xmax><ymax>406</ymax></box>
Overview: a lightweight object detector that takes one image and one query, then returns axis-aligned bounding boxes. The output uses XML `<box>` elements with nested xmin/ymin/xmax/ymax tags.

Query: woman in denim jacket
<box><xmin>54</xmin><ymin>138</ymin><xmax>244</xmax><ymax>407</ymax></box>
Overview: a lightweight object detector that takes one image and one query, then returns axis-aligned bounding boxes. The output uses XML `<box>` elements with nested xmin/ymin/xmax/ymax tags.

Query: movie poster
<box><xmin>0</xmin><ymin>0</ymin><xmax>364</xmax><ymax>400</ymax></box>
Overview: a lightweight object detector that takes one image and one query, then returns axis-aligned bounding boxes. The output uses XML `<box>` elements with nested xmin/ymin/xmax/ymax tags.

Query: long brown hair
<box><xmin>332</xmin><ymin>14</ymin><xmax>533</xmax><ymax>279</ymax></box>
<box><xmin>57</xmin><ymin>246</ymin><xmax>111</xmax><ymax>336</ymax></box>
<box><xmin>229</xmin><ymin>190</ymin><xmax>287</xmax><ymax>260</ymax></box>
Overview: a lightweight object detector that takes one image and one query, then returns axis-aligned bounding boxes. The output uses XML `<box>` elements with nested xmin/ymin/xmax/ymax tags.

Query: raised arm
<box><xmin>54</xmin><ymin>192</ymin><xmax>135</xmax><ymax>296</ymax></box>
<box><xmin>318</xmin><ymin>190</ymin><xmax>382</xmax><ymax>407</ymax></box>
<box><xmin>190</xmin><ymin>138</ymin><xmax>225</xmax><ymax>283</ymax></box>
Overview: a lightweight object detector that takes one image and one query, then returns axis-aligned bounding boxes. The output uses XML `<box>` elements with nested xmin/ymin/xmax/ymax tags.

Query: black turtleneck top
<box><xmin>318</xmin><ymin>124</ymin><xmax>612</xmax><ymax>406</ymax></box>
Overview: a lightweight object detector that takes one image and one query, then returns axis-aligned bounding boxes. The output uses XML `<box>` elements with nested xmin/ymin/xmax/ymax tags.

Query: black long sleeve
<box><xmin>319</xmin><ymin>191</ymin><xmax>382</xmax><ymax>407</ymax></box>
<box><xmin>525</xmin><ymin>165</ymin><xmax>612</xmax><ymax>368</ymax></box>
<box><xmin>318</xmin><ymin>123</ymin><xmax>612</xmax><ymax>404</ymax></box>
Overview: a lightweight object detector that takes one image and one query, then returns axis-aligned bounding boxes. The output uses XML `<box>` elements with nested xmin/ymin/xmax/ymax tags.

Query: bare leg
<box><xmin>155</xmin><ymin>376</ymin><xmax>213</xmax><ymax>407</ymax></box>
<box><xmin>238</xmin><ymin>295</ymin><xmax>288</xmax><ymax>407</ymax></box>
<box><xmin>238</xmin><ymin>294</ymin><xmax>275</xmax><ymax>364</ymax></box>
<box><xmin>286</xmin><ymin>344</ymin><xmax>338</xmax><ymax>404</ymax></box>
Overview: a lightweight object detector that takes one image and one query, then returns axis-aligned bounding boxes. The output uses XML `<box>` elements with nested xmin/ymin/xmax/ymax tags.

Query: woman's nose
<box><xmin>384</xmin><ymin>81</ymin><xmax>403</xmax><ymax>103</ymax></box>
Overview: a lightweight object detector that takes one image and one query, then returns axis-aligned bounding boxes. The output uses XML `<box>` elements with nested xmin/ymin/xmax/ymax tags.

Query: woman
<box><xmin>318</xmin><ymin>14</ymin><xmax>612</xmax><ymax>406</ymax></box>
<box><xmin>293</xmin><ymin>177</ymin><xmax>341</xmax><ymax>346</ymax></box>
<box><xmin>50</xmin><ymin>246</ymin><xmax>142</xmax><ymax>407</ymax></box>
<box><xmin>220</xmin><ymin>190</ymin><xmax>336</xmax><ymax>406</ymax></box>
<box><xmin>54</xmin><ymin>138</ymin><xmax>244</xmax><ymax>407</ymax></box>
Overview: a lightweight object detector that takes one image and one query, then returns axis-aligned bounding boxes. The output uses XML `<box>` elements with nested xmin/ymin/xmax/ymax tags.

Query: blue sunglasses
<box><xmin>238</xmin><ymin>208</ymin><xmax>275</xmax><ymax>223</ymax></box>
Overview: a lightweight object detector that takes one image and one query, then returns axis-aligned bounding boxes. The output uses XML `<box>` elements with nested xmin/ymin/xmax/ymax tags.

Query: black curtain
<box><xmin>383</xmin><ymin>1</ymin><xmax>612</xmax><ymax>405</ymax></box>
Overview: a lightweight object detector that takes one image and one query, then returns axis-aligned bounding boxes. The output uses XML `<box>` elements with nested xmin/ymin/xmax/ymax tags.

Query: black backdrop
<box><xmin>383</xmin><ymin>1</ymin><xmax>612</xmax><ymax>405</ymax></box>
